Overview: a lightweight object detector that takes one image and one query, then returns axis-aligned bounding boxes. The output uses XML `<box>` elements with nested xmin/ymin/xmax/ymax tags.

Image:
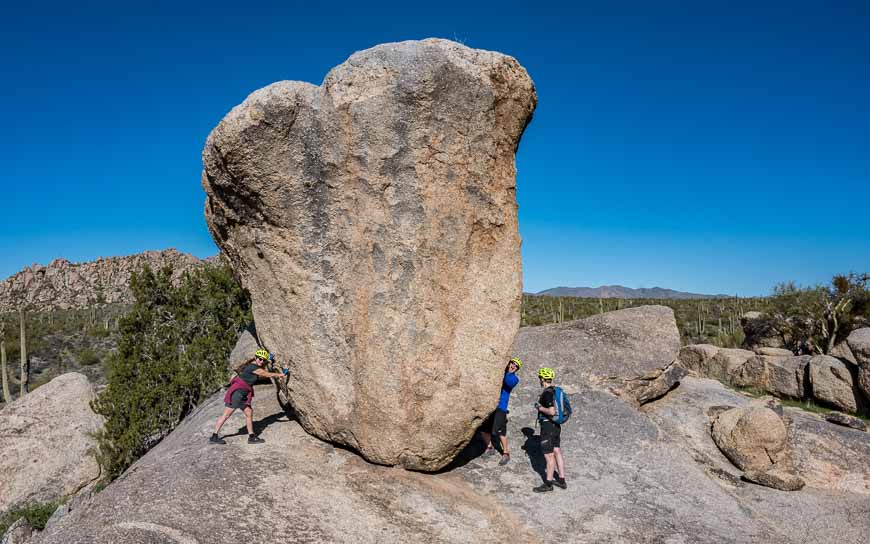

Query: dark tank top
<box><xmin>239</xmin><ymin>363</ymin><xmax>259</xmax><ymax>386</ymax></box>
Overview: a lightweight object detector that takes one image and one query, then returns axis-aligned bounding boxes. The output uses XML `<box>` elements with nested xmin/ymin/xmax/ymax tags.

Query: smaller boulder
<box><xmin>714</xmin><ymin>349</ymin><xmax>756</xmax><ymax>384</ymax></box>
<box><xmin>847</xmin><ymin>328</ymin><xmax>870</xmax><ymax>364</ymax></box>
<box><xmin>742</xmin><ymin>468</ymin><xmax>805</xmax><ymax>492</ymax></box>
<box><xmin>830</xmin><ymin>342</ymin><xmax>858</xmax><ymax>365</ymax></box>
<box><xmin>846</xmin><ymin>328</ymin><xmax>870</xmax><ymax>402</ymax></box>
<box><xmin>808</xmin><ymin>355</ymin><xmax>858</xmax><ymax>413</ymax></box>
<box><xmin>711</xmin><ymin>406</ymin><xmax>787</xmax><ymax>472</ymax></box>
<box><xmin>676</xmin><ymin>345</ymin><xmax>753</xmax><ymax>384</ymax></box>
<box><xmin>677</xmin><ymin>344</ymin><xmax>720</xmax><ymax>374</ymax></box>
<box><xmin>731</xmin><ymin>356</ymin><xmax>768</xmax><ymax>390</ymax></box>
<box><xmin>825</xmin><ymin>411</ymin><xmax>867</xmax><ymax>432</ymax></box>
<box><xmin>766</xmin><ymin>356</ymin><xmax>810</xmax><ymax>400</ymax></box>
<box><xmin>0</xmin><ymin>373</ymin><xmax>103</xmax><ymax>513</ymax></box>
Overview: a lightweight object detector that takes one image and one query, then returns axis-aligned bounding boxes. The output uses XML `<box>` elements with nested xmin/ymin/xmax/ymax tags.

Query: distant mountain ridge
<box><xmin>0</xmin><ymin>249</ymin><xmax>212</xmax><ymax>312</ymax></box>
<box><xmin>536</xmin><ymin>285</ymin><xmax>729</xmax><ymax>299</ymax></box>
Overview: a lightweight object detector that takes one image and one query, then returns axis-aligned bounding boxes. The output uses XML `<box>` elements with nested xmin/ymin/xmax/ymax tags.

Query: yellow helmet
<box><xmin>538</xmin><ymin>367</ymin><xmax>555</xmax><ymax>380</ymax></box>
<box><xmin>255</xmin><ymin>349</ymin><xmax>273</xmax><ymax>362</ymax></box>
<box><xmin>509</xmin><ymin>357</ymin><xmax>523</xmax><ymax>370</ymax></box>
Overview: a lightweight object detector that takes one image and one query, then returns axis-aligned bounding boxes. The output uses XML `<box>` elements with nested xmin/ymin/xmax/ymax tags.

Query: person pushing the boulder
<box><xmin>210</xmin><ymin>349</ymin><xmax>287</xmax><ymax>445</ymax></box>
<box><xmin>481</xmin><ymin>357</ymin><xmax>522</xmax><ymax>466</ymax></box>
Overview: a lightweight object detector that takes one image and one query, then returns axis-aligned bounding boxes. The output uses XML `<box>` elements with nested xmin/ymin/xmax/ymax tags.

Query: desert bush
<box><xmin>0</xmin><ymin>500</ymin><xmax>59</xmax><ymax>535</ymax></box>
<box><xmin>91</xmin><ymin>260</ymin><xmax>251</xmax><ymax>480</ymax></box>
<box><xmin>766</xmin><ymin>273</ymin><xmax>869</xmax><ymax>354</ymax></box>
<box><xmin>76</xmin><ymin>347</ymin><xmax>101</xmax><ymax>366</ymax></box>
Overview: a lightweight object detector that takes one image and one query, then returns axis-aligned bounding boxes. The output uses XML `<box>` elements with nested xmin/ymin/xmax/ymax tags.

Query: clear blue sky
<box><xmin>2</xmin><ymin>1</ymin><xmax>868</xmax><ymax>296</ymax></box>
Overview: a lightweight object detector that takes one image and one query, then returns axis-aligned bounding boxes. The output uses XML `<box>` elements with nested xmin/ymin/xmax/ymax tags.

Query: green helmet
<box><xmin>509</xmin><ymin>357</ymin><xmax>523</xmax><ymax>370</ymax></box>
<box><xmin>255</xmin><ymin>349</ymin><xmax>273</xmax><ymax>362</ymax></box>
<box><xmin>538</xmin><ymin>367</ymin><xmax>555</xmax><ymax>380</ymax></box>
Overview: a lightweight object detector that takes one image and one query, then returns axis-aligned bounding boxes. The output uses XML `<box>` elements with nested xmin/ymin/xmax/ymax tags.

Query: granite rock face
<box><xmin>0</xmin><ymin>373</ymin><xmax>103</xmax><ymax>513</ymax></box>
<box><xmin>201</xmin><ymin>39</ymin><xmax>536</xmax><ymax>470</ymax></box>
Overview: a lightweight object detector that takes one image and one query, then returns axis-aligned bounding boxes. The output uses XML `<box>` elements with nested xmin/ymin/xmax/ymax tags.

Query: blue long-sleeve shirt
<box><xmin>497</xmin><ymin>372</ymin><xmax>519</xmax><ymax>412</ymax></box>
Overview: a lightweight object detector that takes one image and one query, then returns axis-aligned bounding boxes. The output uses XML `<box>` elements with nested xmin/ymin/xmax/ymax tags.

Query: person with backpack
<box><xmin>209</xmin><ymin>349</ymin><xmax>287</xmax><ymax>445</ymax></box>
<box><xmin>533</xmin><ymin>367</ymin><xmax>570</xmax><ymax>492</ymax></box>
<box><xmin>481</xmin><ymin>357</ymin><xmax>523</xmax><ymax>466</ymax></box>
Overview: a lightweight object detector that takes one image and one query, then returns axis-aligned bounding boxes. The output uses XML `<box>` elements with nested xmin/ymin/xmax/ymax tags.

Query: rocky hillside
<box><xmin>0</xmin><ymin>249</ymin><xmax>207</xmax><ymax>312</ymax></box>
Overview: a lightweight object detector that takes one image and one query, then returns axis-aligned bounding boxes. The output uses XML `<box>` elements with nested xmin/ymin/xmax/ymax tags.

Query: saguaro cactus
<box><xmin>19</xmin><ymin>308</ymin><xmax>27</xmax><ymax>396</ymax></box>
<box><xmin>1</xmin><ymin>320</ymin><xmax>10</xmax><ymax>402</ymax></box>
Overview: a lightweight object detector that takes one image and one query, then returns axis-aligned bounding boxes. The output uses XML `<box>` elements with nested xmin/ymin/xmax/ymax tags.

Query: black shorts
<box><xmin>225</xmin><ymin>388</ymin><xmax>250</xmax><ymax>410</ymax></box>
<box><xmin>491</xmin><ymin>409</ymin><xmax>508</xmax><ymax>437</ymax></box>
<box><xmin>482</xmin><ymin>409</ymin><xmax>508</xmax><ymax>437</ymax></box>
<box><xmin>540</xmin><ymin>420</ymin><xmax>561</xmax><ymax>454</ymax></box>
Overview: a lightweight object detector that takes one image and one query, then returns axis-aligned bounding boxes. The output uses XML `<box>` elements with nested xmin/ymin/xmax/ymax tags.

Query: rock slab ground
<box><xmin>35</xmin><ymin>379</ymin><xmax>870</xmax><ymax>544</ymax></box>
<box><xmin>0</xmin><ymin>373</ymin><xmax>103</xmax><ymax>514</ymax></box>
<box><xmin>201</xmin><ymin>38</ymin><xmax>537</xmax><ymax>470</ymax></box>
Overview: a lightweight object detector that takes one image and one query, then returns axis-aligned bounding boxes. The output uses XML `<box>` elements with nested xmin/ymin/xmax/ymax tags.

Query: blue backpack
<box><xmin>552</xmin><ymin>386</ymin><xmax>572</xmax><ymax>424</ymax></box>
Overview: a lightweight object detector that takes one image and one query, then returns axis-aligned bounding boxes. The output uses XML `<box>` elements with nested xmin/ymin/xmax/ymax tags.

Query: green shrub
<box><xmin>766</xmin><ymin>273</ymin><xmax>869</xmax><ymax>354</ymax></box>
<box><xmin>91</xmin><ymin>260</ymin><xmax>251</xmax><ymax>480</ymax></box>
<box><xmin>76</xmin><ymin>348</ymin><xmax>101</xmax><ymax>366</ymax></box>
<box><xmin>0</xmin><ymin>500</ymin><xmax>60</xmax><ymax>534</ymax></box>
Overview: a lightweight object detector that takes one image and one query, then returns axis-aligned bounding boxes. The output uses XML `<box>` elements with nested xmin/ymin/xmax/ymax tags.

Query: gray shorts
<box><xmin>225</xmin><ymin>388</ymin><xmax>250</xmax><ymax>410</ymax></box>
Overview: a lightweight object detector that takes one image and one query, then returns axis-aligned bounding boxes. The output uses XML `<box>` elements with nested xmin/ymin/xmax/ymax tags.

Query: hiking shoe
<box><xmin>553</xmin><ymin>477</ymin><xmax>567</xmax><ymax>490</ymax></box>
<box><xmin>532</xmin><ymin>481</ymin><xmax>554</xmax><ymax>493</ymax></box>
<box><xmin>498</xmin><ymin>454</ymin><xmax>511</xmax><ymax>466</ymax></box>
<box><xmin>209</xmin><ymin>434</ymin><xmax>226</xmax><ymax>445</ymax></box>
<box><xmin>484</xmin><ymin>446</ymin><xmax>496</xmax><ymax>456</ymax></box>
<box><xmin>247</xmin><ymin>435</ymin><xmax>265</xmax><ymax>444</ymax></box>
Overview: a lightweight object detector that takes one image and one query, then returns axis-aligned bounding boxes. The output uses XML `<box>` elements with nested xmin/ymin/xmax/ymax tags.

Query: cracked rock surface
<box><xmin>201</xmin><ymin>38</ymin><xmax>536</xmax><ymax>470</ymax></box>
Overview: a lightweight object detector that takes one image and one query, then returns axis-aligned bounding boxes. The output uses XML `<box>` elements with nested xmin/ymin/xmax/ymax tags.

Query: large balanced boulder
<box><xmin>808</xmin><ymin>355</ymin><xmax>858</xmax><ymax>413</ymax></box>
<box><xmin>711</xmin><ymin>406</ymin><xmax>787</xmax><ymax>472</ymax></box>
<box><xmin>847</xmin><ymin>327</ymin><xmax>870</xmax><ymax>401</ymax></box>
<box><xmin>201</xmin><ymin>39</ymin><xmax>536</xmax><ymax>470</ymax></box>
<box><xmin>0</xmin><ymin>373</ymin><xmax>103</xmax><ymax>513</ymax></box>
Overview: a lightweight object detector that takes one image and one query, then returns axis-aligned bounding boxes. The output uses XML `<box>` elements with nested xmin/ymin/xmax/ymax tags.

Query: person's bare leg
<box><xmin>244</xmin><ymin>407</ymin><xmax>254</xmax><ymax>435</ymax></box>
<box><xmin>481</xmin><ymin>431</ymin><xmax>492</xmax><ymax>448</ymax></box>
<box><xmin>554</xmin><ymin>447</ymin><xmax>566</xmax><ymax>479</ymax></box>
<box><xmin>213</xmin><ymin>408</ymin><xmax>235</xmax><ymax>434</ymax></box>
<box><xmin>544</xmin><ymin>452</ymin><xmax>555</xmax><ymax>481</ymax></box>
<box><xmin>499</xmin><ymin>435</ymin><xmax>510</xmax><ymax>456</ymax></box>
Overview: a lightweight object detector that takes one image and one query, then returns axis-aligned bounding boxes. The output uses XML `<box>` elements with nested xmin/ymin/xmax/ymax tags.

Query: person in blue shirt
<box><xmin>481</xmin><ymin>357</ymin><xmax>522</xmax><ymax>466</ymax></box>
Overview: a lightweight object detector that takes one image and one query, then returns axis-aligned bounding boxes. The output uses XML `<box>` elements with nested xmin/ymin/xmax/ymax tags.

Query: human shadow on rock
<box><xmin>521</xmin><ymin>426</ymin><xmax>547</xmax><ymax>482</ymax></box>
<box><xmin>225</xmin><ymin>410</ymin><xmax>293</xmax><ymax>438</ymax></box>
